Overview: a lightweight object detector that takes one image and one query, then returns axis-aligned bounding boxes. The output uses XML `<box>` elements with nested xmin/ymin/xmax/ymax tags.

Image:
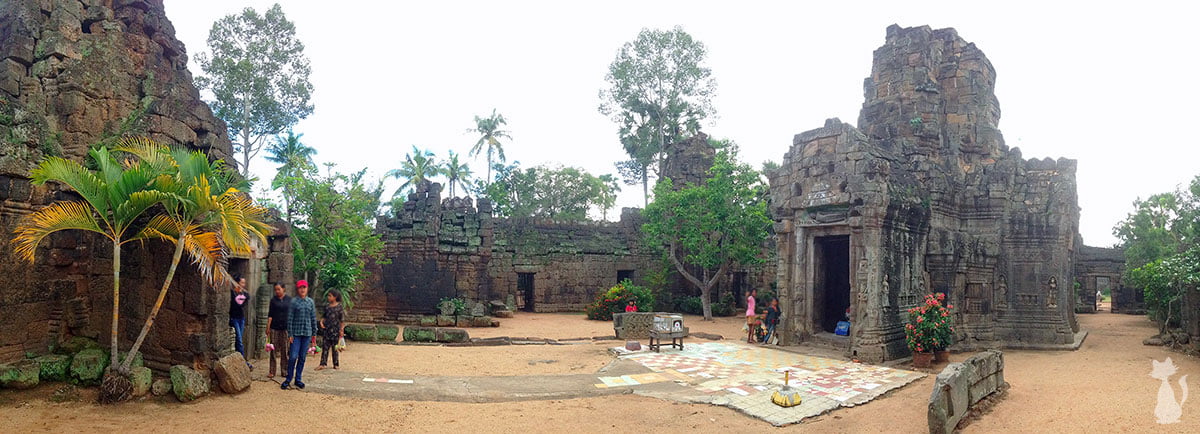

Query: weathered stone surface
<box><xmin>436</xmin><ymin>315</ymin><xmax>454</xmax><ymax>327</ymax></box>
<box><xmin>455</xmin><ymin>316</ymin><xmax>471</xmax><ymax>328</ymax></box>
<box><xmin>493</xmin><ymin>310</ymin><xmax>514</xmax><ymax>318</ymax></box>
<box><xmin>433</xmin><ymin>328</ymin><xmax>469</xmax><ymax>343</ymax></box>
<box><xmin>1143</xmin><ymin>336</ymin><xmax>1164</xmax><ymax>346</ymax></box>
<box><xmin>0</xmin><ymin>360</ymin><xmax>40</xmax><ymax>389</ymax></box>
<box><xmin>169</xmin><ymin>365</ymin><xmax>209</xmax><ymax>403</ymax></box>
<box><xmin>213</xmin><ymin>352</ymin><xmax>251</xmax><ymax>394</ymax></box>
<box><xmin>419</xmin><ymin>316</ymin><xmax>437</xmax><ymax>327</ymax></box>
<box><xmin>770</xmin><ymin>25</ymin><xmax>1082</xmax><ymax>361</ymax></box>
<box><xmin>375</xmin><ymin>325</ymin><xmax>400</xmax><ymax>342</ymax></box>
<box><xmin>56</xmin><ymin>337</ymin><xmax>100</xmax><ymax>355</ymax></box>
<box><xmin>35</xmin><ymin>354</ymin><xmax>71</xmax><ymax>382</ymax></box>
<box><xmin>151</xmin><ymin>378</ymin><xmax>172</xmax><ymax>396</ymax></box>
<box><xmin>402</xmin><ymin>326</ymin><xmax>436</xmax><ymax>342</ymax></box>
<box><xmin>928</xmin><ymin>350</ymin><xmax>1005</xmax><ymax>434</ymax></box>
<box><xmin>130</xmin><ymin>366</ymin><xmax>152</xmax><ymax>397</ymax></box>
<box><xmin>69</xmin><ymin>348</ymin><xmax>107</xmax><ymax>385</ymax></box>
<box><xmin>344</xmin><ymin>324</ymin><xmax>378</xmax><ymax>342</ymax></box>
<box><xmin>471</xmin><ymin>316</ymin><xmax>493</xmax><ymax>327</ymax></box>
<box><xmin>116</xmin><ymin>351</ymin><xmax>143</xmax><ymax>369</ymax></box>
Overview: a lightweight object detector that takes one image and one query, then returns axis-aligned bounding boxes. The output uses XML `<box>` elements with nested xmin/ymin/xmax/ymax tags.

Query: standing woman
<box><xmin>745</xmin><ymin>289</ymin><xmax>758</xmax><ymax>343</ymax></box>
<box><xmin>283</xmin><ymin>280</ymin><xmax>318</xmax><ymax>390</ymax></box>
<box><xmin>229</xmin><ymin>275</ymin><xmax>251</xmax><ymax>368</ymax></box>
<box><xmin>317</xmin><ymin>290</ymin><xmax>345</xmax><ymax>370</ymax></box>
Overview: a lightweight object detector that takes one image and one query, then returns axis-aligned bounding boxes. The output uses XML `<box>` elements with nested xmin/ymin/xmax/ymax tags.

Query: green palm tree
<box><xmin>441</xmin><ymin>150</ymin><xmax>474</xmax><ymax>198</ymax></box>
<box><xmin>115</xmin><ymin>139</ymin><xmax>271</xmax><ymax>371</ymax></box>
<box><xmin>386</xmin><ymin>145</ymin><xmax>439</xmax><ymax>197</ymax></box>
<box><xmin>265</xmin><ymin>131</ymin><xmax>316</xmax><ymax>222</ymax></box>
<box><xmin>468</xmin><ymin>109</ymin><xmax>511</xmax><ymax>187</ymax></box>
<box><xmin>14</xmin><ymin>141</ymin><xmax>173</xmax><ymax>369</ymax></box>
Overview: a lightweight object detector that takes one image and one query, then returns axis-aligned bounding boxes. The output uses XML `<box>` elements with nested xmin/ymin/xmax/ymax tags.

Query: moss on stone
<box><xmin>35</xmin><ymin>354</ymin><xmax>71</xmax><ymax>382</ymax></box>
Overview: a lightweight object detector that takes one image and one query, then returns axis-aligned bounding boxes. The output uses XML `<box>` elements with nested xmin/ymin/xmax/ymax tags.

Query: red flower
<box><xmin>917</xmin><ymin>316</ymin><xmax>924</xmax><ymax>323</ymax></box>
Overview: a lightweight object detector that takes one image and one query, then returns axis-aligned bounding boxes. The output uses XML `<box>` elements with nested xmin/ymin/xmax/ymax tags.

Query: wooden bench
<box><xmin>648</xmin><ymin>328</ymin><xmax>687</xmax><ymax>352</ymax></box>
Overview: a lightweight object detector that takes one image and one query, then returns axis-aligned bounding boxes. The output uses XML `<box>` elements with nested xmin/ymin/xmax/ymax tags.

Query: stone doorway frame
<box><xmin>790</xmin><ymin>224</ymin><xmax>859</xmax><ymax>347</ymax></box>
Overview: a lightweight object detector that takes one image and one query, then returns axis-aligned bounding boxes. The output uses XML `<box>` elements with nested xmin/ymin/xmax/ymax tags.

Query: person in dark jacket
<box><xmin>265</xmin><ymin>282</ymin><xmax>290</xmax><ymax>378</ymax></box>
<box><xmin>317</xmin><ymin>290</ymin><xmax>345</xmax><ymax>370</ymax></box>
<box><xmin>228</xmin><ymin>275</ymin><xmax>250</xmax><ymax>367</ymax></box>
<box><xmin>763</xmin><ymin>298</ymin><xmax>781</xmax><ymax>345</ymax></box>
<box><xmin>282</xmin><ymin>280</ymin><xmax>318</xmax><ymax>390</ymax></box>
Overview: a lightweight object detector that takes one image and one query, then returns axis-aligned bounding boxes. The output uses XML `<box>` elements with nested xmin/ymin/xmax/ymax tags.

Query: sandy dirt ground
<box><xmin>3</xmin><ymin>311</ymin><xmax>1198</xmax><ymax>433</ymax></box>
<box><xmin>464</xmin><ymin>312</ymin><xmax>749</xmax><ymax>341</ymax></box>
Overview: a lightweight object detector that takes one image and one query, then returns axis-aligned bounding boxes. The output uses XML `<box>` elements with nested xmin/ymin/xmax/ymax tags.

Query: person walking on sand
<box><xmin>746</xmin><ymin>289</ymin><xmax>758</xmax><ymax>343</ymax></box>
<box><xmin>265</xmin><ymin>282</ymin><xmax>290</xmax><ymax>379</ymax></box>
<box><xmin>229</xmin><ymin>275</ymin><xmax>251</xmax><ymax>368</ymax></box>
<box><xmin>316</xmin><ymin>290</ymin><xmax>346</xmax><ymax>371</ymax></box>
<box><xmin>283</xmin><ymin>280</ymin><xmax>318</xmax><ymax>390</ymax></box>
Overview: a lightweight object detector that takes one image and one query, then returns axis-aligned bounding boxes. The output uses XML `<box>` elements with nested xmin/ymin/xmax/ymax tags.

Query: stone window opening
<box><xmin>617</xmin><ymin>270</ymin><xmax>634</xmax><ymax>284</ymax></box>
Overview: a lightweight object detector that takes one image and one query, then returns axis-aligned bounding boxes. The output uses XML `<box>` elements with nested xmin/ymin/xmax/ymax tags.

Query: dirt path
<box><xmin>3</xmin><ymin>312</ymin><xmax>1198</xmax><ymax>432</ymax></box>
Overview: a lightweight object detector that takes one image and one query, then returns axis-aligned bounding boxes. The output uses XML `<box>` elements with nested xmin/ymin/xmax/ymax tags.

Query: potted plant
<box><xmin>905</xmin><ymin>293</ymin><xmax>955</xmax><ymax>368</ymax></box>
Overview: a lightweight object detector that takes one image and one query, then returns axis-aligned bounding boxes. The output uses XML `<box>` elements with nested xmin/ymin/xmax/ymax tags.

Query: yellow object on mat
<box><xmin>771</xmin><ymin>371</ymin><xmax>803</xmax><ymax>407</ymax></box>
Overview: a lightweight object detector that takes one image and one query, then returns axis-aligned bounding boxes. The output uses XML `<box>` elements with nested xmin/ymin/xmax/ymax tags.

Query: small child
<box><xmin>625</xmin><ymin>300</ymin><xmax>638</xmax><ymax>312</ymax></box>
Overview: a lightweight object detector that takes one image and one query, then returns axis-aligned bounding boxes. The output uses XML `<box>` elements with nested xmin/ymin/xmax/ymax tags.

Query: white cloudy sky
<box><xmin>162</xmin><ymin>0</ymin><xmax>1198</xmax><ymax>247</ymax></box>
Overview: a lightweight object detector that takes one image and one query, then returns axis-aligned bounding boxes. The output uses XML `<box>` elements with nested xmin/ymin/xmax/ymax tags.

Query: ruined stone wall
<box><xmin>1074</xmin><ymin>245</ymin><xmax>1139</xmax><ymax>314</ymax></box>
<box><xmin>353</xmin><ymin>182</ymin><xmax>660</xmax><ymax>321</ymax></box>
<box><xmin>0</xmin><ymin>0</ymin><xmax>283</xmax><ymax>371</ymax></box>
<box><xmin>770</xmin><ymin>25</ymin><xmax>1081</xmax><ymax>362</ymax></box>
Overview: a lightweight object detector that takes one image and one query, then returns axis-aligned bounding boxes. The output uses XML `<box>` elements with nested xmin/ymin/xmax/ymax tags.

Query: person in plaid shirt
<box><xmin>282</xmin><ymin>280</ymin><xmax>318</xmax><ymax>390</ymax></box>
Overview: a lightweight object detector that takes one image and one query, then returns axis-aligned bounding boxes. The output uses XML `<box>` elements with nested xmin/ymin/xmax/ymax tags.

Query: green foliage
<box><xmin>469</xmin><ymin>109</ymin><xmax>511</xmax><ymax>187</ymax></box>
<box><xmin>1114</xmin><ymin>175</ymin><xmax>1200</xmax><ymax>331</ymax></box>
<box><xmin>673</xmin><ymin>293</ymin><xmax>736</xmax><ymax>317</ymax></box>
<box><xmin>291</xmin><ymin>167</ymin><xmax>387</xmax><ymax>310</ymax></box>
<box><xmin>904</xmin><ymin>293</ymin><xmax>955</xmax><ymax>353</ymax></box>
<box><xmin>438</xmin><ymin>297</ymin><xmax>470</xmax><ymax>316</ymax></box>
<box><xmin>196</xmin><ymin>3</ymin><xmax>314</xmax><ymax>175</ymax></box>
<box><xmin>585</xmin><ymin>279</ymin><xmax>654</xmax><ymax>321</ymax></box>
<box><xmin>440</xmin><ymin>150</ymin><xmax>474</xmax><ymax>198</ymax></box>
<box><xmin>600</xmin><ymin>26</ymin><xmax>716</xmax><ymax>206</ymax></box>
<box><xmin>641</xmin><ymin>149</ymin><xmax>771</xmax><ymax>319</ymax></box>
<box><xmin>479</xmin><ymin>162</ymin><xmax>619</xmax><ymax>221</ymax></box>
<box><xmin>387</xmin><ymin>146</ymin><xmax>440</xmax><ymax>198</ymax></box>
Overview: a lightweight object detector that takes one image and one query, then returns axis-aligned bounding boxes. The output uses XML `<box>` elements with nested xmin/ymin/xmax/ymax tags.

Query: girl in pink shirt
<box><xmin>746</xmin><ymin>289</ymin><xmax>758</xmax><ymax>343</ymax></box>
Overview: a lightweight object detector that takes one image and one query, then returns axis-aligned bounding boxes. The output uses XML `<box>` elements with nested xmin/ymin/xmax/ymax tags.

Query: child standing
<box><xmin>746</xmin><ymin>289</ymin><xmax>758</xmax><ymax>343</ymax></box>
<box><xmin>763</xmin><ymin>298</ymin><xmax>781</xmax><ymax>345</ymax></box>
<box><xmin>317</xmin><ymin>290</ymin><xmax>345</xmax><ymax>370</ymax></box>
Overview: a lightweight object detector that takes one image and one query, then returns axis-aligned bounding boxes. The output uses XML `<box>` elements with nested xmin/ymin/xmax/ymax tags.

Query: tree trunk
<box><xmin>667</xmin><ymin>243</ymin><xmax>728</xmax><ymax>321</ymax></box>
<box><xmin>240</xmin><ymin>95</ymin><xmax>252</xmax><ymax>176</ymax></box>
<box><xmin>122</xmin><ymin>233</ymin><xmax>186</xmax><ymax>370</ymax></box>
<box><xmin>486</xmin><ymin>149</ymin><xmax>493</xmax><ymax>188</ymax></box>
<box><xmin>110</xmin><ymin>241</ymin><xmax>121</xmax><ymax>368</ymax></box>
<box><xmin>641</xmin><ymin>168</ymin><xmax>649</xmax><ymax>207</ymax></box>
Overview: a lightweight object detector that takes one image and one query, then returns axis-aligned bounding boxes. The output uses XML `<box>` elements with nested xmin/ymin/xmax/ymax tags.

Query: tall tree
<box><xmin>265</xmin><ymin>131</ymin><xmax>316</xmax><ymax>222</ymax></box>
<box><xmin>641</xmin><ymin>150</ymin><xmax>771</xmax><ymax>320</ymax></box>
<box><xmin>196</xmin><ymin>3</ymin><xmax>314</xmax><ymax>177</ymax></box>
<box><xmin>13</xmin><ymin>143</ymin><xmax>172</xmax><ymax>373</ymax></box>
<box><xmin>440</xmin><ymin>150</ymin><xmax>474</xmax><ymax>198</ymax></box>
<box><xmin>112</xmin><ymin>139</ymin><xmax>270</xmax><ymax>372</ymax></box>
<box><xmin>599</xmin><ymin>26</ymin><xmax>717</xmax><ymax>205</ymax></box>
<box><xmin>468</xmin><ymin>109</ymin><xmax>511</xmax><ymax>187</ymax></box>
<box><xmin>595</xmin><ymin>173</ymin><xmax>621</xmax><ymax>221</ymax></box>
<box><xmin>386</xmin><ymin>146</ymin><xmax>440</xmax><ymax>197</ymax></box>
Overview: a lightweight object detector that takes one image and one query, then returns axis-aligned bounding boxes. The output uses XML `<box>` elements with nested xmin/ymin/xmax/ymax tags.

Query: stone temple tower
<box><xmin>767</xmin><ymin>25</ymin><xmax>1080</xmax><ymax>362</ymax></box>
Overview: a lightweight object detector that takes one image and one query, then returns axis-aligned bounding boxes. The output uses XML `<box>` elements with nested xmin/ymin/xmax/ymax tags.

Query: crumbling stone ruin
<box><xmin>352</xmin><ymin>181</ymin><xmax>659</xmax><ymax>322</ymax></box>
<box><xmin>0</xmin><ymin>0</ymin><xmax>291</xmax><ymax>371</ymax></box>
<box><xmin>1074</xmin><ymin>246</ymin><xmax>1140</xmax><ymax>314</ymax></box>
<box><xmin>768</xmin><ymin>25</ymin><xmax>1087</xmax><ymax>362</ymax></box>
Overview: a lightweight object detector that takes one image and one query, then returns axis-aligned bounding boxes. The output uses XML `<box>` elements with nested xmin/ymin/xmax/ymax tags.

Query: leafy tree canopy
<box><xmin>641</xmin><ymin>149</ymin><xmax>771</xmax><ymax>320</ymax></box>
<box><xmin>599</xmin><ymin>26</ymin><xmax>716</xmax><ymax>206</ymax></box>
<box><xmin>197</xmin><ymin>3</ymin><xmax>314</xmax><ymax>177</ymax></box>
<box><xmin>479</xmin><ymin>163</ymin><xmax>619</xmax><ymax>221</ymax></box>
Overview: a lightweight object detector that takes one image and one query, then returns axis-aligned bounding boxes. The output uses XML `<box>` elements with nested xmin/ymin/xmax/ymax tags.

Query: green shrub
<box><xmin>585</xmin><ymin>279</ymin><xmax>654</xmax><ymax>320</ymax></box>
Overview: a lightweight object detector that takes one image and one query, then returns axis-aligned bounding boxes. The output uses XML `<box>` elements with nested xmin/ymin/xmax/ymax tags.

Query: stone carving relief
<box><xmin>1047</xmin><ymin>276</ymin><xmax>1058</xmax><ymax>308</ymax></box>
<box><xmin>995</xmin><ymin>274</ymin><xmax>1008</xmax><ymax>309</ymax></box>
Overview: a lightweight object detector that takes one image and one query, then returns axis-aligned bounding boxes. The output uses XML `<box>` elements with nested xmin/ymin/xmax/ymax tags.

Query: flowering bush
<box><xmin>904</xmin><ymin>293</ymin><xmax>955</xmax><ymax>353</ymax></box>
<box><xmin>585</xmin><ymin>279</ymin><xmax>655</xmax><ymax>321</ymax></box>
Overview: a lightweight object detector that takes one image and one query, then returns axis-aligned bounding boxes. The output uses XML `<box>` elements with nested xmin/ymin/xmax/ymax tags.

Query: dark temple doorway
<box><xmin>517</xmin><ymin>272</ymin><xmax>535</xmax><ymax>312</ymax></box>
<box><xmin>814</xmin><ymin>235</ymin><xmax>851</xmax><ymax>333</ymax></box>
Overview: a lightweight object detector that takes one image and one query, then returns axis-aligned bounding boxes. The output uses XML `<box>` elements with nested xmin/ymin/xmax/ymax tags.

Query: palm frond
<box><xmin>13</xmin><ymin>201</ymin><xmax>107</xmax><ymax>262</ymax></box>
<box><xmin>29</xmin><ymin>157</ymin><xmax>110</xmax><ymax>217</ymax></box>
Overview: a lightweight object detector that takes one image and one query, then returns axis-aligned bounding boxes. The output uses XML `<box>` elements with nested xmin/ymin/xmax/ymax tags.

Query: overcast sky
<box><xmin>163</xmin><ymin>0</ymin><xmax>1198</xmax><ymax>247</ymax></box>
